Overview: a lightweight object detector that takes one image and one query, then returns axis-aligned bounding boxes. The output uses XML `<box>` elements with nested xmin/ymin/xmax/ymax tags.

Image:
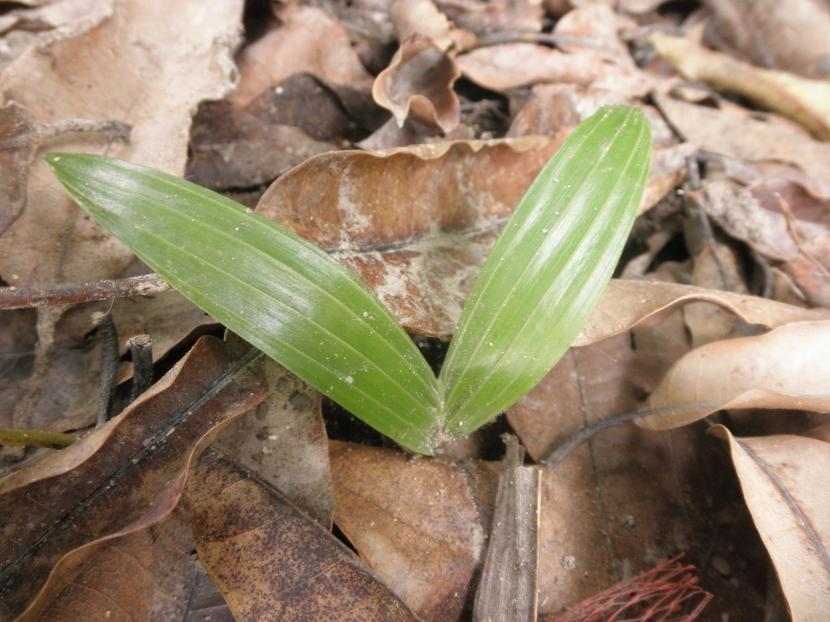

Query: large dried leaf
<box><xmin>640</xmin><ymin>321</ymin><xmax>830</xmax><ymax>430</ymax></box>
<box><xmin>257</xmin><ymin>135</ymin><xmax>567</xmax><ymax>337</ymax></box>
<box><xmin>330</xmin><ymin>441</ymin><xmax>499</xmax><ymax>621</ymax></box>
<box><xmin>47</xmin><ymin>153</ymin><xmax>442</xmax><ymax>454</ymax></box>
<box><xmin>0</xmin><ymin>336</ymin><xmax>266</xmax><ymax>619</ymax></box>
<box><xmin>703</xmin><ymin>0</ymin><xmax>830</xmax><ymax>79</ymax></box>
<box><xmin>258</xmin><ymin>136</ymin><xmax>827</xmax><ymax>341</ymax></box>
<box><xmin>0</xmin><ymin>102</ymin><xmax>38</xmax><ymax>234</ymax></box>
<box><xmin>650</xmin><ymin>32</ymin><xmax>830</xmax><ymax>140</ymax></box>
<box><xmin>654</xmin><ymin>94</ymin><xmax>830</xmax><ymax>185</ymax></box>
<box><xmin>438</xmin><ymin>106</ymin><xmax>651</xmax><ymax>435</ymax></box>
<box><xmin>714</xmin><ymin>428</ymin><xmax>830</xmax><ymax>621</ymax></box>
<box><xmin>186</xmin><ymin>448</ymin><xmax>418</xmax><ymax>621</ymax></box>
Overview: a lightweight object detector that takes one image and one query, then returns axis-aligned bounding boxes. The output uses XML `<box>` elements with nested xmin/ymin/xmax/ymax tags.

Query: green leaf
<box><xmin>45</xmin><ymin>154</ymin><xmax>441</xmax><ymax>454</ymax></box>
<box><xmin>438</xmin><ymin>106</ymin><xmax>652</xmax><ymax>437</ymax></box>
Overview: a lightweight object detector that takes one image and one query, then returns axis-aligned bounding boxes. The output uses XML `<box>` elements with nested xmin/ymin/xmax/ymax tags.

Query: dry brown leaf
<box><xmin>457</xmin><ymin>44</ymin><xmax>655</xmax><ymax>96</ymax></box>
<box><xmin>553</xmin><ymin>2</ymin><xmax>635</xmax><ymax>58</ymax></box>
<box><xmin>330</xmin><ymin>441</ymin><xmax>498</xmax><ymax>621</ymax></box>
<box><xmin>713</xmin><ymin>428</ymin><xmax>830</xmax><ymax>621</ymax></box>
<box><xmin>0</xmin><ymin>336</ymin><xmax>266</xmax><ymax>619</ymax></box>
<box><xmin>650</xmin><ymin>32</ymin><xmax>830</xmax><ymax>140</ymax></box>
<box><xmin>231</xmin><ymin>4</ymin><xmax>373</xmax><ymax>110</ymax></box>
<box><xmin>436</xmin><ymin>0</ymin><xmax>544</xmax><ymax>35</ymax></box>
<box><xmin>654</xmin><ymin>94</ymin><xmax>830</xmax><ymax>185</ymax></box>
<box><xmin>213</xmin><ymin>357</ymin><xmax>334</xmax><ymax>527</ymax></box>
<box><xmin>17</xmin><ymin>507</ymin><xmax>204</xmax><ymax>621</ymax></box>
<box><xmin>703</xmin><ymin>0</ymin><xmax>830</xmax><ymax>79</ymax></box>
<box><xmin>188</xmin><ymin>448</ymin><xmax>418</xmax><ymax>622</ymax></box>
<box><xmin>373</xmin><ymin>34</ymin><xmax>461</xmax><ymax>133</ymax></box>
<box><xmin>640</xmin><ymin>321</ymin><xmax>830</xmax><ymax>431</ymax></box>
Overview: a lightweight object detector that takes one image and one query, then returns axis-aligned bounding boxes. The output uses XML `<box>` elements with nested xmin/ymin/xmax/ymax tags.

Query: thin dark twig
<box><xmin>93</xmin><ymin>312</ymin><xmax>119</xmax><ymax>427</ymax></box>
<box><xmin>128</xmin><ymin>334</ymin><xmax>154</xmax><ymax>403</ymax></box>
<box><xmin>0</xmin><ymin>273</ymin><xmax>169</xmax><ymax>310</ymax></box>
<box><xmin>543</xmin><ymin>401</ymin><xmax>727</xmax><ymax>469</ymax></box>
<box><xmin>691</xmin><ymin>200</ymin><xmax>734</xmax><ymax>291</ymax></box>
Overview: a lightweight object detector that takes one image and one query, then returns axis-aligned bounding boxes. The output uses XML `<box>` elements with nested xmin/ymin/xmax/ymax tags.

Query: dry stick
<box><xmin>0</xmin><ymin>427</ymin><xmax>76</xmax><ymax>449</ymax></box>
<box><xmin>474</xmin><ymin>434</ymin><xmax>540</xmax><ymax>622</ymax></box>
<box><xmin>471</xmin><ymin>31</ymin><xmax>616</xmax><ymax>52</ymax></box>
<box><xmin>92</xmin><ymin>312</ymin><xmax>119</xmax><ymax>427</ymax></box>
<box><xmin>127</xmin><ymin>334</ymin><xmax>154</xmax><ymax>403</ymax></box>
<box><xmin>0</xmin><ymin>273</ymin><xmax>169</xmax><ymax>311</ymax></box>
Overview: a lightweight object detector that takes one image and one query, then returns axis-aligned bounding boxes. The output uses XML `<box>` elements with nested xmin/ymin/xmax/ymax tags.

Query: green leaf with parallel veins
<box><xmin>438</xmin><ymin>106</ymin><xmax>652</xmax><ymax>437</ymax></box>
<box><xmin>45</xmin><ymin>153</ymin><xmax>441</xmax><ymax>454</ymax></box>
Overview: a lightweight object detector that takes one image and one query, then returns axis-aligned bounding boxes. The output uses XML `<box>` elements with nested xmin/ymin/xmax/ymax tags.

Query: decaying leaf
<box><xmin>0</xmin><ymin>102</ymin><xmax>38</xmax><ymax>235</ymax></box>
<box><xmin>330</xmin><ymin>441</ymin><xmax>498</xmax><ymax>621</ymax></box>
<box><xmin>372</xmin><ymin>34</ymin><xmax>461</xmax><ymax>133</ymax></box>
<box><xmin>436</xmin><ymin>0</ymin><xmax>543</xmax><ymax>35</ymax></box>
<box><xmin>16</xmin><ymin>508</ymin><xmax>202</xmax><ymax>622</ymax></box>
<box><xmin>654</xmin><ymin>94</ymin><xmax>830</xmax><ymax>185</ymax></box>
<box><xmin>188</xmin><ymin>448</ymin><xmax>418</xmax><ymax>622</ymax></box>
<box><xmin>650</xmin><ymin>32</ymin><xmax>830</xmax><ymax>140</ymax></box>
<box><xmin>0</xmin><ymin>336</ymin><xmax>265</xmax><ymax>619</ymax></box>
<box><xmin>703</xmin><ymin>0</ymin><xmax>830</xmax><ymax>79</ymax></box>
<box><xmin>640</xmin><ymin>321</ymin><xmax>830</xmax><ymax>430</ymax></box>
<box><xmin>713</xmin><ymin>428</ymin><xmax>830</xmax><ymax>621</ymax></box>
<box><xmin>214</xmin><ymin>356</ymin><xmax>335</xmax><ymax>527</ymax></box>
<box><xmin>389</xmin><ymin>0</ymin><xmax>456</xmax><ymax>51</ymax></box>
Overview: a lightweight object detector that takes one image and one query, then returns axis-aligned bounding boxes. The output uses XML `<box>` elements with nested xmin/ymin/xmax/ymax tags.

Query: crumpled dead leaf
<box><xmin>373</xmin><ymin>34</ymin><xmax>461</xmax><ymax>133</ymax></box>
<box><xmin>389</xmin><ymin>0</ymin><xmax>457</xmax><ymax>51</ymax></box>
<box><xmin>713</xmin><ymin>428</ymin><xmax>830</xmax><ymax>621</ymax></box>
<box><xmin>703</xmin><ymin>0</ymin><xmax>830</xmax><ymax>79</ymax></box>
<box><xmin>0</xmin><ymin>336</ymin><xmax>265</xmax><ymax>619</ymax></box>
<box><xmin>0</xmin><ymin>103</ymin><xmax>38</xmax><ymax>235</ymax></box>
<box><xmin>187</xmin><ymin>448</ymin><xmax>418</xmax><ymax>622</ymax></box>
<box><xmin>650</xmin><ymin>32</ymin><xmax>830</xmax><ymax>140</ymax></box>
<box><xmin>640</xmin><ymin>320</ymin><xmax>830</xmax><ymax>431</ymax></box>
<box><xmin>330</xmin><ymin>441</ymin><xmax>498</xmax><ymax>621</ymax></box>
<box><xmin>654</xmin><ymin>94</ymin><xmax>830</xmax><ymax>185</ymax></box>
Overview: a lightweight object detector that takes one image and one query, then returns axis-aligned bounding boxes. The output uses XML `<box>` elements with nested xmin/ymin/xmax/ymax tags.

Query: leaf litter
<box><xmin>3</xmin><ymin>0</ymin><xmax>830</xmax><ymax>619</ymax></box>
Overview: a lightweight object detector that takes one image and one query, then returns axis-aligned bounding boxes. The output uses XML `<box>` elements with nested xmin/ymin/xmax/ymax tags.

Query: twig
<box><xmin>92</xmin><ymin>312</ymin><xmax>119</xmax><ymax>426</ymax></box>
<box><xmin>127</xmin><ymin>334</ymin><xmax>154</xmax><ymax>403</ymax></box>
<box><xmin>542</xmin><ymin>402</ymin><xmax>726</xmax><ymax>469</ymax></box>
<box><xmin>0</xmin><ymin>427</ymin><xmax>76</xmax><ymax>449</ymax></box>
<box><xmin>0</xmin><ymin>273</ymin><xmax>169</xmax><ymax>310</ymax></box>
<box><xmin>39</xmin><ymin>119</ymin><xmax>131</xmax><ymax>143</ymax></box>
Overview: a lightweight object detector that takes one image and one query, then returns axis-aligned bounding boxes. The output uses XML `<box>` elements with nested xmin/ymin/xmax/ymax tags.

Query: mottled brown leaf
<box><xmin>187</xmin><ymin>448</ymin><xmax>418</xmax><ymax>622</ymax></box>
